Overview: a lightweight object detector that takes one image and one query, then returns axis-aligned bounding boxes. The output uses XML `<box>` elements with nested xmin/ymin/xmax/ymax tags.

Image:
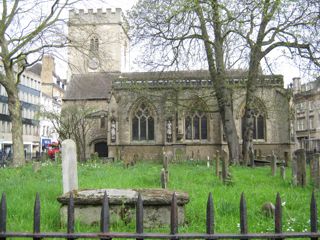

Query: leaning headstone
<box><xmin>280</xmin><ymin>166</ymin><xmax>286</xmax><ymax>180</ymax></box>
<box><xmin>161</xmin><ymin>168</ymin><xmax>167</xmax><ymax>189</ymax></box>
<box><xmin>310</xmin><ymin>153</ymin><xmax>320</xmax><ymax>188</ymax></box>
<box><xmin>62</xmin><ymin>139</ymin><xmax>78</xmax><ymax>194</ymax></box>
<box><xmin>291</xmin><ymin>155</ymin><xmax>298</xmax><ymax>186</ymax></box>
<box><xmin>215</xmin><ymin>150</ymin><xmax>220</xmax><ymax>177</ymax></box>
<box><xmin>271</xmin><ymin>152</ymin><xmax>277</xmax><ymax>176</ymax></box>
<box><xmin>294</xmin><ymin>149</ymin><xmax>307</xmax><ymax>187</ymax></box>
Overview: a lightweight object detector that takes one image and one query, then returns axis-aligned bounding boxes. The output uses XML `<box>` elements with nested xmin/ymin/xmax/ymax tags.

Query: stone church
<box><xmin>64</xmin><ymin>8</ymin><xmax>292</xmax><ymax>161</ymax></box>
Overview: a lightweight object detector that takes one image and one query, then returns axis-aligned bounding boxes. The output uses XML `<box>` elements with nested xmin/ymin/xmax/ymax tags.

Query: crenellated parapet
<box><xmin>69</xmin><ymin>8</ymin><xmax>123</xmax><ymax>25</ymax></box>
<box><xmin>112</xmin><ymin>72</ymin><xmax>284</xmax><ymax>89</ymax></box>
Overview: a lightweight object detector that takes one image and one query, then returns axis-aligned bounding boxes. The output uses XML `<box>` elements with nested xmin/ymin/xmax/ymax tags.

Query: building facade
<box><xmin>0</xmin><ymin>66</ymin><xmax>41</xmax><ymax>158</ymax></box>
<box><xmin>292</xmin><ymin>77</ymin><xmax>320</xmax><ymax>152</ymax></box>
<box><xmin>29</xmin><ymin>55</ymin><xmax>66</xmax><ymax>150</ymax></box>
<box><xmin>0</xmin><ymin>55</ymin><xmax>65</xmax><ymax>159</ymax></box>
<box><xmin>64</xmin><ymin>8</ymin><xmax>292</xmax><ymax>162</ymax></box>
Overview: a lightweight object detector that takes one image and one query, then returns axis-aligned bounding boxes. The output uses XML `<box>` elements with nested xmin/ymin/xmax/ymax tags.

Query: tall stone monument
<box><xmin>62</xmin><ymin>139</ymin><xmax>78</xmax><ymax>194</ymax></box>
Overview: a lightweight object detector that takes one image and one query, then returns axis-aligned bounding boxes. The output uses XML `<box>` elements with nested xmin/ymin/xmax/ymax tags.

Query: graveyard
<box><xmin>0</xmin><ymin>157</ymin><xmax>318</xmax><ymax>235</ymax></box>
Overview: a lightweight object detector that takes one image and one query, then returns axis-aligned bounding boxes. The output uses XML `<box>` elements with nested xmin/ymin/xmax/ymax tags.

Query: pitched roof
<box><xmin>63</xmin><ymin>72</ymin><xmax>117</xmax><ymax>100</ymax></box>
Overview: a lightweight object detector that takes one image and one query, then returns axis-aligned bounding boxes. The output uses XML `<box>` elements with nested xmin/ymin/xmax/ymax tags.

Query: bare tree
<box><xmin>41</xmin><ymin>102</ymin><xmax>96</xmax><ymax>162</ymax></box>
<box><xmin>0</xmin><ymin>0</ymin><xmax>76</xmax><ymax>166</ymax></box>
<box><xmin>128</xmin><ymin>0</ymin><xmax>241</xmax><ymax>164</ymax></box>
<box><xmin>234</xmin><ymin>0</ymin><xmax>320</xmax><ymax>163</ymax></box>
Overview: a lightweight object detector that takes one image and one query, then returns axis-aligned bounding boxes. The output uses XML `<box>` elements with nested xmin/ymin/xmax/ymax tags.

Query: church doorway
<box><xmin>94</xmin><ymin>142</ymin><xmax>108</xmax><ymax>157</ymax></box>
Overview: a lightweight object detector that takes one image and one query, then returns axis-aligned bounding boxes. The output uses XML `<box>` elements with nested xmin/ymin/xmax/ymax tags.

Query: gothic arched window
<box><xmin>132</xmin><ymin>103</ymin><xmax>154</xmax><ymax>141</ymax></box>
<box><xmin>185</xmin><ymin>111</ymin><xmax>207</xmax><ymax>140</ymax></box>
<box><xmin>241</xmin><ymin>111</ymin><xmax>265</xmax><ymax>140</ymax></box>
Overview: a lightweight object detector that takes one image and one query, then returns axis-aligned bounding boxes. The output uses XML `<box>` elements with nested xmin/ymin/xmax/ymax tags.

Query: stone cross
<box><xmin>271</xmin><ymin>152</ymin><xmax>277</xmax><ymax>176</ymax></box>
<box><xmin>62</xmin><ymin>139</ymin><xmax>78</xmax><ymax>194</ymax></box>
<box><xmin>294</xmin><ymin>149</ymin><xmax>307</xmax><ymax>187</ymax></box>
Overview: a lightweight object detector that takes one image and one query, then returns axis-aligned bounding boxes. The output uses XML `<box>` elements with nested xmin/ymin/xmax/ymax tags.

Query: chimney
<box><xmin>41</xmin><ymin>55</ymin><xmax>55</xmax><ymax>84</ymax></box>
<box><xmin>292</xmin><ymin>77</ymin><xmax>301</xmax><ymax>94</ymax></box>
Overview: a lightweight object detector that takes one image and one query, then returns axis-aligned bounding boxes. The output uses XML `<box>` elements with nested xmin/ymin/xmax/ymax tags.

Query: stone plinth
<box><xmin>57</xmin><ymin>189</ymin><xmax>189</xmax><ymax>228</ymax></box>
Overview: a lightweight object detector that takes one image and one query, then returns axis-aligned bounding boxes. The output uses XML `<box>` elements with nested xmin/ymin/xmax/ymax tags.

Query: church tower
<box><xmin>68</xmin><ymin>8</ymin><xmax>130</xmax><ymax>78</ymax></box>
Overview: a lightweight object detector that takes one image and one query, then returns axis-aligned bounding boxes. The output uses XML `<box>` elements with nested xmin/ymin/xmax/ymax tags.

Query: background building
<box><xmin>29</xmin><ymin>55</ymin><xmax>66</xmax><ymax>150</ymax></box>
<box><xmin>292</xmin><ymin>77</ymin><xmax>320</xmax><ymax>152</ymax></box>
<box><xmin>0</xmin><ymin>55</ymin><xmax>65</xmax><ymax>160</ymax></box>
<box><xmin>0</xmin><ymin>66</ymin><xmax>41</xmax><ymax>159</ymax></box>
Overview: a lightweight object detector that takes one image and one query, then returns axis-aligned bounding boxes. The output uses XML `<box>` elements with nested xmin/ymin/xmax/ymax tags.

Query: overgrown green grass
<box><xmin>0</xmin><ymin>160</ymin><xmax>318</xmax><ymax>236</ymax></box>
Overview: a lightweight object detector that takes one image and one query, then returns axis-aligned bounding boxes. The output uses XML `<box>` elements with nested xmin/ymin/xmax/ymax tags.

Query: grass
<box><xmin>0</xmin><ymin>160</ymin><xmax>319</xmax><ymax>237</ymax></box>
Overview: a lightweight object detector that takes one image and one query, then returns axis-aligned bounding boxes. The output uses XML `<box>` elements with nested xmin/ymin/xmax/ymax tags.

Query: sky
<box><xmin>65</xmin><ymin>0</ymin><xmax>303</xmax><ymax>86</ymax></box>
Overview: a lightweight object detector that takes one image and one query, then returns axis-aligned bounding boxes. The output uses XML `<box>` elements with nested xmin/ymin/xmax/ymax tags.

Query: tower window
<box><xmin>90</xmin><ymin>36</ymin><xmax>99</xmax><ymax>54</ymax></box>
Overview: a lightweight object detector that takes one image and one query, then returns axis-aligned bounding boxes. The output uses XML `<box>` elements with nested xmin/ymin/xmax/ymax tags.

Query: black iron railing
<box><xmin>0</xmin><ymin>191</ymin><xmax>319</xmax><ymax>239</ymax></box>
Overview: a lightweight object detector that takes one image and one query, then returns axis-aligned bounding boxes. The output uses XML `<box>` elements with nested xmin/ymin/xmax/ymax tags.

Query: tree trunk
<box><xmin>216</xmin><ymin>84</ymin><xmax>240</xmax><ymax>165</ymax></box>
<box><xmin>6</xmin><ymin>80</ymin><xmax>25</xmax><ymax>166</ymax></box>
<box><xmin>195</xmin><ymin>0</ymin><xmax>240</xmax><ymax>164</ymax></box>
<box><xmin>242</xmin><ymin>52</ymin><xmax>261</xmax><ymax>166</ymax></box>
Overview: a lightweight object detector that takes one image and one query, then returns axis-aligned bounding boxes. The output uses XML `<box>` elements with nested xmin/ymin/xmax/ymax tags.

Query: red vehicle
<box><xmin>47</xmin><ymin>142</ymin><xmax>60</xmax><ymax>159</ymax></box>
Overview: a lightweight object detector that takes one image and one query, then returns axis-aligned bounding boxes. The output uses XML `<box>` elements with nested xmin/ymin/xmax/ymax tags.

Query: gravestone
<box><xmin>291</xmin><ymin>154</ymin><xmax>298</xmax><ymax>186</ymax></box>
<box><xmin>215</xmin><ymin>150</ymin><xmax>220</xmax><ymax>177</ymax></box>
<box><xmin>249</xmin><ymin>147</ymin><xmax>255</xmax><ymax>168</ymax></box>
<box><xmin>284</xmin><ymin>151</ymin><xmax>290</xmax><ymax>167</ymax></box>
<box><xmin>294</xmin><ymin>149</ymin><xmax>307</xmax><ymax>187</ymax></box>
<box><xmin>310</xmin><ymin>153</ymin><xmax>320</xmax><ymax>188</ymax></box>
<box><xmin>161</xmin><ymin>168</ymin><xmax>167</xmax><ymax>189</ymax></box>
<box><xmin>162</xmin><ymin>153</ymin><xmax>169</xmax><ymax>182</ymax></box>
<box><xmin>62</xmin><ymin>139</ymin><xmax>78</xmax><ymax>194</ymax></box>
<box><xmin>221</xmin><ymin>150</ymin><xmax>230</xmax><ymax>184</ymax></box>
<box><xmin>271</xmin><ymin>152</ymin><xmax>277</xmax><ymax>176</ymax></box>
<box><xmin>207</xmin><ymin>156</ymin><xmax>210</xmax><ymax>168</ymax></box>
<box><xmin>58</xmin><ymin>189</ymin><xmax>189</xmax><ymax>228</ymax></box>
<box><xmin>280</xmin><ymin>166</ymin><xmax>285</xmax><ymax>180</ymax></box>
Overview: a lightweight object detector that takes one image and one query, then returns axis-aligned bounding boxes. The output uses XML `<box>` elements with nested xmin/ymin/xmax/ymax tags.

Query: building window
<box><xmin>185</xmin><ymin>111</ymin><xmax>207</xmax><ymax>140</ymax></box>
<box><xmin>100</xmin><ymin>116</ymin><xmax>105</xmax><ymax>128</ymax></box>
<box><xmin>2</xmin><ymin>104</ymin><xmax>7</xmax><ymax>114</ymax></box>
<box><xmin>132</xmin><ymin>103</ymin><xmax>154</xmax><ymax>141</ymax></box>
<box><xmin>297</xmin><ymin>118</ymin><xmax>305</xmax><ymax>131</ymax></box>
<box><xmin>90</xmin><ymin>36</ymin><xmax>99</xmax><ymax>54</ymax></box>
<box><xmin>111</xmin><ymin>119</ymin><xmax>116</xmax><ymax>142</ymax></box>
<box><xmin>309</xmin><ymin>117</ymin><xmax>314</xmax><ymax>129</ymax></box>
<box><xmin>241</xmin><ymin>111</ymin><xmax>265</xmax><ymax>140</ymax></box>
